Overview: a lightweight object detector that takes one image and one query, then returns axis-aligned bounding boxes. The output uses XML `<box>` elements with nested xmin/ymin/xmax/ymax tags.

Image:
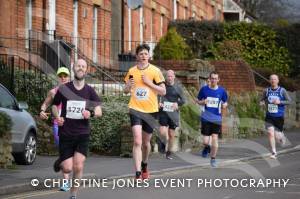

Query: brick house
<box><xmin>0</xmin><ymin>0</ymin><xmax>223</xmax><ymax>71</ymax></box>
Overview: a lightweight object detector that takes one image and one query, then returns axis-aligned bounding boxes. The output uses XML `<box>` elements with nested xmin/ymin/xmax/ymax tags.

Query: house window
<box><xmin>25</xmin><ymin>0</ymin><xmax>32</xmax><ymax>49</ymax></box>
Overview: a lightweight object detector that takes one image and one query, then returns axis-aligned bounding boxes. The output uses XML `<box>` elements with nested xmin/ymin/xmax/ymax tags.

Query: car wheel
<box><xmin>13</xmin><ymin>132</ymin><xmax>37</xmax><ymax>165</ymax></box>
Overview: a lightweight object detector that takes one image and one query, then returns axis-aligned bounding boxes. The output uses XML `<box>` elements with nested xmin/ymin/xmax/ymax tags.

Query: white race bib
<box><xmin>163</xmin><ymin>102</ymin><xmax>175</xmax><ymax>112</ymax></box>
<box><xmin>268</xmin><ymin>104</ymin><xmax>278</xmax><ymax>113</ymax></box>
<box><xmin>135</xmin><ymin>88</ymin><xmax>149</xmax><ymax>100</ymax></box>
<box><xmin>66</xmin><ymin>100</ymin><xmax>86</xmax><ymax>119</ymax></box>
<box><xmin>206</xmin><ymin>97</ymin><xmax>219</xmax><ymax>108</ymax></box>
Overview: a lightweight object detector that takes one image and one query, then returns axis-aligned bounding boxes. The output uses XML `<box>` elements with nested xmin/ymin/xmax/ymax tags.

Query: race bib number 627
<box><xmin>135</xmin><ymin>88</ymin><xmax>149</xmax><ymax>100</ymax></box>
<box><xmin>66</xmin><ymin>100</ymin><xmax>86</xmax><ymax>119</ymax></box>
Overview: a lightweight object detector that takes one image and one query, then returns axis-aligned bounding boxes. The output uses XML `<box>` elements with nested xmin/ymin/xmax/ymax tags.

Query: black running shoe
<box><xmin>53</xmin><ymin>158</ymin><xmax>61</xmax><ymax>172</ymax></box>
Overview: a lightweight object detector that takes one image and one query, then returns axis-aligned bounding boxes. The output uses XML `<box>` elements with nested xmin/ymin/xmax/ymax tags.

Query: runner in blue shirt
<box><xmin>196</xmin><ymin>72</ymin><xmax>228</xmax><ymax>167</ymax></box>
<box><xmin>260</xmin><ymin>74</ymin><xmax>291</xmax><ymax>159</ymax></box>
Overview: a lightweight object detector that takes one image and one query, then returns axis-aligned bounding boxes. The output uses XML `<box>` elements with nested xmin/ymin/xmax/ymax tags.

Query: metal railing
<box><xmin>0</xmin><ymin>30</ymin><xmax>160</xmax><ymax>96</ymax></box>
<box><xmin>0</xmin><ymin>54</ymin><xmax>57</xmax><ymax>107</ymax></box>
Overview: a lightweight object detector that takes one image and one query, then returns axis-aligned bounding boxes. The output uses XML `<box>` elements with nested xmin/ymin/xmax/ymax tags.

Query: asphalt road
<box><xmin>3</xmin><ymin>150</ymin><xmax>300</xmax><ymax>199</ymax></box>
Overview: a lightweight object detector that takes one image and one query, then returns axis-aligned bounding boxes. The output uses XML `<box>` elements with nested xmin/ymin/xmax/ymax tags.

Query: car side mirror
<box><xmin>18</xmin><ymin>102</ymin><xmax>28</xmax><ymax>110</ymax></box>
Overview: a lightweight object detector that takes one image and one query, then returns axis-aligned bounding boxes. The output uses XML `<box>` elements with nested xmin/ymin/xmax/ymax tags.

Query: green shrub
<box><xmin>0</xmin><ymin>111</ymin><xmax>13</xmax><ymax>168</ymax></box>
<box><xmin>223</xmin><ymin>22</ymin><xmax>291</xmax><ymax>75</ymax></box>
<box><xmin>275</xmin><ymin>23</ymin><xmax>300</xmax><ymax>78</ymax></box>
<box><xmin>169</xmin><ymin>20</ymin><xmax>224</xmax><ymax>58</ymax></box>
<box><xmin>153</xmin><ymin>27</ymin><xmax>193</xmax><ymax>60</ymax></box>
<box><xmin>170</xmin><ymin>20</ymin><xmax>292</xmax><ymax>76</ymax></box>
<box><xmin>13</xmin><ymin>69</ymin><xmax>55</xmax><ymax>115</ymax></box>
<box><xmin>230</xmin><ymin>92</ymin><xmax>265</xmax><ymax>138</ymax></box>
<box><xmin>253</xmin><ymin>67</ymin><xmax>300</xmax><ymax>91</ymax></box>
<box><xmin>180</xmin><ymin>103</ymin><xmax>200</xmax><ymax>132</ymax></box>
<box><xmin>90</xmin><ymin>96</ymin><xmax>130</xmax><ymax>155</ymax></box>
<box><xmin>208</xmin><ymin>40</ymin><xmax>244</xmax><ymax>61</ymax></box>
<box><xmin>0</xmin><ymin>112</ymin><xmax>12</xmax><ymax>137</ymax></box>
<box><xmin>0</xmin><ymin>64</ymin><xmax>56</xmax><ymax>115</ymax></box>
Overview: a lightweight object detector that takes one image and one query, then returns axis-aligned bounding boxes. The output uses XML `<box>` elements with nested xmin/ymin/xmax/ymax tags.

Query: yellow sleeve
<box><xmin>154</xmin><ymin>69</ymin><xmax>165</xmax><ymax>85</ymax></box>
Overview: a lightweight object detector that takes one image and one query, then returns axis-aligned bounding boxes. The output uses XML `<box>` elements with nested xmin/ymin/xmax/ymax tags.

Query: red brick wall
<box><xmin>1</xmin><ymin>0</ymin><xmax>224</xmax><ymax>69</ymax></box>
<box><xmin>123</xmin><ymin>0</ymin><xmax>224</xmax><ymax>51</ymax></box>
<box><xmin>0</xmin><ymin>0</ymin><xmax>113</xmax><ymax>67</ymax></box>
<box><xmin>151</xmin><ymin>60</ymin><xmax>256</xmax><ymax>93</ymax></box>
<box><xmin>0</xmin><ymin>1</ymin><xmax>18</xmax><ymax>48</ymax></box>
<box><xmin>210</xmin><ymin>60</ymin><xmax>256</xmax><ymax>93</ymax></box>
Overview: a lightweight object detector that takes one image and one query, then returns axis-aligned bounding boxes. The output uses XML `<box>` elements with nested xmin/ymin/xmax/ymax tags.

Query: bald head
<box><xmin>269</xmin><ymin>74</ymin><xmax>279</xmax><ymax>88</ymax></box>
<box><xmin>166</xmin><ymin>70</ymin><xmax>176</xmax><ymax>85</ymax></box>
<box><xmin>77</xmin><ymin>59</ymin><xmax>87</xmax><ymax>67</ymax></box>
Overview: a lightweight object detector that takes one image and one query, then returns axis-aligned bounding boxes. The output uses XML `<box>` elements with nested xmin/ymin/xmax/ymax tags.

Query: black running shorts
<box><xmin>59</xmin><ymin>134</ymin><xmax>90</xmax><ymax>162</ymax></box>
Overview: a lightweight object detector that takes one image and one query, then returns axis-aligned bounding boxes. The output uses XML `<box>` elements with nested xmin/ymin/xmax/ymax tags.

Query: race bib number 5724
<box><xmin>66</xmin><ymin>100</ymin><xmax>86</xmax><ymax>119</ymax></box>
<box><xmin>206</xmin><ymin>97</ymin><xmax>219</xmax><ymax>108</ymax></box>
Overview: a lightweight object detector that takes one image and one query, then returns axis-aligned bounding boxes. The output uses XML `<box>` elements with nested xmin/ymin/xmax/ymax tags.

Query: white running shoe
<box><xmin>270</xmin><ymin>152</ymin><xmax>277</xmax><ymax>159</ymax></box>
<box><xmin>279</xmin><ymin>132</ymin><xmax>287</xmax><ymax>147</ymax></box>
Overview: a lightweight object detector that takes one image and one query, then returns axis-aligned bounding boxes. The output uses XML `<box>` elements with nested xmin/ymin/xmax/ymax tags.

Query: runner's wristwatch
<box><xmin>89</xmin><ymin>110</ymin><xmax>95</xmax><ymax>118</ymax></box>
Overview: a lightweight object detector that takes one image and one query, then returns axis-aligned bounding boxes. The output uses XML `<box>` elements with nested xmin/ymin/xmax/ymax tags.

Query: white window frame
<box><xmin>173</xmin><ymin>0</ymin><xmax>177</xmax><ymax>20</ymax></box>
<box><xmin>48</xmin><ymin>0</ymin><xmax>56</xmax><ymax>41</ymax></box>
<box><xmin>73</xmin><ymin>0</ymin><xmax>78</xmax><ymax>63</ymax></box>
<box><xmin>128</xmin><ymin>7</ymin><xmax>132</xmax><ymax>51</ymax></box>
<box><xmin>25</xmin><ymin>0</ymin><xmax>32</xmax><ymax>49</ymax></box>
<box><xmin>139</xmin><ymin>7</ymin><xmax>143</xmax><ymax>43</ymax></box>
<box><xmin>92</xmin><ymin>6</ymin><xmax>98</xmax><ymax>63</ymax></box>
<box><xmin>160</xmin><ymin>14</ymin><xmax>164</xmax><ymax>37</ymax></box>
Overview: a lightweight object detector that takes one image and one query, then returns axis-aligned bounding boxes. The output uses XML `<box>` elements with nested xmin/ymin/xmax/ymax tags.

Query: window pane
<box><xmin>0</xmin><ymin>87</ymin><xmax>16</xmax><ymax>109</ymax></box>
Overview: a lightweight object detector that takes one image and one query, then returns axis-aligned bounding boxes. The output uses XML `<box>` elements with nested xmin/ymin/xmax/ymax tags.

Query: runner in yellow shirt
<box><xmin>124</xmin><ymin>44</ymin><xmax>166</xmax><ymax>180</ymax></box>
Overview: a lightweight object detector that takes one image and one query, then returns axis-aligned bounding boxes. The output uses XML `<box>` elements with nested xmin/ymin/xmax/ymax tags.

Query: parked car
<box><xmin>0</xmin><ymin>83</ymin><xmax>37</xmax><ymax>165</ymax></box>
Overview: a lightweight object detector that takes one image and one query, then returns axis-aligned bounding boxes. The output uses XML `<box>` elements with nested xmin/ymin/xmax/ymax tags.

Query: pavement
<box><xmin>0</xmin><ymin>129</ymin><xmax>299</xmax><ymax>197</ymax></box>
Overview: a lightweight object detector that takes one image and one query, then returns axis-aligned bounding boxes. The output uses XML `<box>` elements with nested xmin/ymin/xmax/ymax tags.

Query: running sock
<box><xmin>136</xmin><ymin>171</ymin><xmax>142</xmax><ymax>178</ymax></box>
<box><xmin>141</xmin><ymin>162</ymin><xmax>148</xmax><ymax>171</ymax></box>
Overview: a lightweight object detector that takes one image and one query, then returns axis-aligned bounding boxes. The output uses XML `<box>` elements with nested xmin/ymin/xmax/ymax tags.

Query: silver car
<box><xmin>0</xmin><ymin>83</ymin><xmax>37</xmax><ymax>165</ymax></box>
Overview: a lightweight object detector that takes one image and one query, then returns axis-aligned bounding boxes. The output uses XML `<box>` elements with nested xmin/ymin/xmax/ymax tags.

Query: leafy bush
<box><xmin>0</xmin><ymin>112</ymin><xmax>12</xmax><ymax>137</ymax></box>
<box><xmin>222</xmin><ymin>22</ymin><xmax>291</xmax><ymax>75</ymax></box>
<box><xmin>180</xmin><ymin>103</ymin><xmax>200</xmax><ymax>132</ymax></box>
<box><xmin>0</xmin><ymin>111</ymin><xmax>13</xmax><ymax>168</ymax></box>
<box><xmin>90</xmin><ymin>96</ymin><xmax>130</xmax><ymax>155</ymax></box>
<box><xmin>253</xmin><ymin>67</ymin><xmax>300</xmax><ymax>91</ymax></box>
<box><xmin>208</xmin><ymin>40</ymin><xmax>244</xmax><ymax>61</ymax></box>
<box><xmin>13</xmin><ymin>69</ymin><xmax>55</xmax><ymax>115</ymax></box>
<box><xmin>153</xmin><ymin>27</ymin><xmax>193</xmax><ymax>60</ymax></box>
<box><xmin>170</xmin><ymin>20</ymin><xmax>292</xmax><ymax>76</ymax></box>
<box><xmin>169</xmin><ymin>20</ymin><xmax>224</xmax><ymax>58</ymax></box>
<box><xmin>229</xmin><ymin>92</ymin><xmax>265</xmax><ymax>138</ymax></box>
<box><xmin>275</xmin><ymin>23</ymin><xmax>300</xmax><ymax>78</ymax></box>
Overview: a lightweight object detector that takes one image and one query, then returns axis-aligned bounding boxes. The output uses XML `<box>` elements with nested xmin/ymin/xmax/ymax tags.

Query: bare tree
<box><xmin>237</xmin><ymin>0</ymin><xmax>293</xmax><ymax>24</ymax></box>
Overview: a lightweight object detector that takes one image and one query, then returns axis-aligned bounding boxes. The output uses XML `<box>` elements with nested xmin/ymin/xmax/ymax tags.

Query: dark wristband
<box><xmin>90</xmin><ymin>110</ymin><xmax>95</xmax><ymax>117</ymax></box>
